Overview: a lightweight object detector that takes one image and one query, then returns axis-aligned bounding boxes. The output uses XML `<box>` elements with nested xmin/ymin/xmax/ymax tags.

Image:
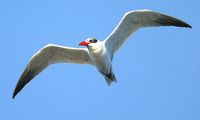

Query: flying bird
<box><xmin>12</xmin><ymin>9</ymin><xmax>191</xmax><ymax>98</ymax></box>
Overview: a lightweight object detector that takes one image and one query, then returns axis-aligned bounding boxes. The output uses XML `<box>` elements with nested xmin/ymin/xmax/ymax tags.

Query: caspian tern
<box><xmin>12</xmin><ymin>9</ymin><xmax>191</xmax><ymax>98</ymax></box>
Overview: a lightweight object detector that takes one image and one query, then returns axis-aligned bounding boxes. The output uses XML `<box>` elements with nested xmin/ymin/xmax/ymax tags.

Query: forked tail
<box><xmin>101</xmin><ymin>69</ymin><xmax>117</xmax><ymax>86</ymax></box>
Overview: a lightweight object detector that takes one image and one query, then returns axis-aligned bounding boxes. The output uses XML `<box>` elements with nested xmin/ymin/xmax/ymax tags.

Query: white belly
<box><xmin>90</xmin><ymin>46</ymin><xmax>112</xmax><ymax>74</ymax></box>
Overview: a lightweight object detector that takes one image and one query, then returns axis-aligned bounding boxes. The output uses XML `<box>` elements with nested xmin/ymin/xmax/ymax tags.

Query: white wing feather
<box><xmin>13</xmin><ymin>44</ymin><xmax>92</xmax><ymax>98</ymax></box>
<box><xmin>104</xmin><ymin>9</ymin><xmax>191</xmax><ymax>58</ymax></box>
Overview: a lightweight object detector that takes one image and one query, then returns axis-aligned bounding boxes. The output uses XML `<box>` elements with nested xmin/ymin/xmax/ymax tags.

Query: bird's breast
<box><xmin>89</xmin><ymin>47</ymin><xmax>111</xmax><ymax>74</ymax></box>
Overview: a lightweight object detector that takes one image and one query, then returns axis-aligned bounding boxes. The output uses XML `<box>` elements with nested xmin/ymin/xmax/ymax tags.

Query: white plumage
<box><xmin>13</xmin><ymin>9</ymin><xmax>191</xmax><ymax>98</ymax></box>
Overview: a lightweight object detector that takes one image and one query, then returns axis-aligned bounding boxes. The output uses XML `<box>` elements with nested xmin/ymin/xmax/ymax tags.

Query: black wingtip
<box><xmin>187</xmin><ymin>24</ymin><xmax>192</xmax><ymax>28</ymax></box>
<box><xmin>12</xmin><ymin>85</ymin><xmax>20</xmax><ymax>99</ymax></box>
<box><xmin>157</xmin><ymin>14</ymin><xmax>192</xmax><ymax>29</ymax></box>
<box><xmin>12</xmin><ymin>93</ymin><xmax>16</xmax><ymax>99</ymax></box>
<box><xmin>12</xmin><ymin>85</ymin><xmax>21</xmax><ymax>99</ymax></box>
<box><xmin>12</xmin><ymin>67</ymin><xmax>35</xmax><ymax>99</ymax></box>
<box><xmin>180</xmin><ymin>22</ymin><xmax>192</xmax><ymax>28</ymax></box>
<box><xmin>12</xmin><ymin>88</ymin><xmax>20</xmax><ymax>99</ymax></box>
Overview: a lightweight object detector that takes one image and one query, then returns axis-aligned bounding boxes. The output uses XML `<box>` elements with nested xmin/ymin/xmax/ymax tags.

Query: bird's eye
<box><xmin>89</xmin><ymin>39</ymin><xmax>97</xmax><ymax>43</ymax></box>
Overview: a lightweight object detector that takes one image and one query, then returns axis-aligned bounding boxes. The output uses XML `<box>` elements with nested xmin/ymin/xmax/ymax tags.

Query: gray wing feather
<box><xmin>104</xmin><ymin>9</ymin><xmax>191</xmax><ymax>57</ymax></box>
<box><xmin>13</xmin><ymin>44</ymin><xmax>92</xmax><ymax>98</ymax></box>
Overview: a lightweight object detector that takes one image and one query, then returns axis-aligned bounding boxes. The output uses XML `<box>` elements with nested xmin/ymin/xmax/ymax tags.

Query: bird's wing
<box><xmin>104</xmin><ymin>9</ymin><xmax>191</xmax><ymax>58</ymax></box>
<box><xmin>13</xmin><ymin>44</ymin><xmax>92</xmax><ymax>98</ymax></box>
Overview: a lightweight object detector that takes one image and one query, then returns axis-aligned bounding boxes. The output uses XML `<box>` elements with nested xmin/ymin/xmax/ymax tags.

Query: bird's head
<box><xmin>79</xmin><ymin>38</ymin><xmax>99</xmax><ymax>47</ymax></box>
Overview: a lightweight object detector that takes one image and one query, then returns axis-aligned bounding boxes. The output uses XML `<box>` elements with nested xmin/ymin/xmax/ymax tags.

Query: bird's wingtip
<box><xmin>187</xmin><ymin>24</ymin><xmax>192</xmax><ymax>28</ymax></box>
<box><xmin>182</xmin><ymin>23</ymin><xmax>192</xmax><ymax>28</ymax></box>
<box><xmin>180</xmin><ymin>20</ymin><xmax>192</xmax><ymax>28</ymax></box>
<box><xmin>12</xmin><ymin>95</ymin><xmax>16</xmax><ymax>99</ymax></box>
<box><xmin>12</xmin><ymin>89</ymin><xmax>18</xmax><ymax>99</ymax></box>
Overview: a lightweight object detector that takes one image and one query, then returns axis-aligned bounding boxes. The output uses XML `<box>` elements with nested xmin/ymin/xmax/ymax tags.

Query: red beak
<box><xmin>79</xmin><ymin>41</ymin><xmax>89</xmax><ymax>46</ymax></box>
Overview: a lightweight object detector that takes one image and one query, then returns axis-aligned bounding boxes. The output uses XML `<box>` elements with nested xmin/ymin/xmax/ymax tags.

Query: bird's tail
<box><xmin>101</xmin><ymin>69</ymin><xmax>117</xmax><ymax>86</ymax></box>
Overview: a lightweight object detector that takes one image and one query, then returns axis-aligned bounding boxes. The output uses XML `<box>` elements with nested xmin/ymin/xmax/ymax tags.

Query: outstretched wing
<box><xmin>13</xmin><ymin>44</ymin><xmax>92</xmax><ymax>98</ymax></box>
<box><xmin>104</xmin><ymin>9</ymin><xmax>191</xmax><ymax>57</ymax></box>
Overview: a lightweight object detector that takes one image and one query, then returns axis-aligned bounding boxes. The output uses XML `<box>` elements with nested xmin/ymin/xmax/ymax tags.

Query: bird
<box><xmin>12</xmin><ymin>9</ymin><xmax>192</xmax><ymax>98</ymax></box>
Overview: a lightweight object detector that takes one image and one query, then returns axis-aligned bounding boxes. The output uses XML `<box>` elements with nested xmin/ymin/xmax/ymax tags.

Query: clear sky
<box><xmin>0</xmin><ymin>0</ymin><xmax>199</xmax><ymax>120</ymax></box>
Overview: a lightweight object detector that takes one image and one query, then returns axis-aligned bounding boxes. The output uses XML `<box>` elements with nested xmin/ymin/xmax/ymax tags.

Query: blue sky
<box><xmin>0</xmin><ymin>0</ymin><xmax>199</xmax><ymax>120</ymax></box>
